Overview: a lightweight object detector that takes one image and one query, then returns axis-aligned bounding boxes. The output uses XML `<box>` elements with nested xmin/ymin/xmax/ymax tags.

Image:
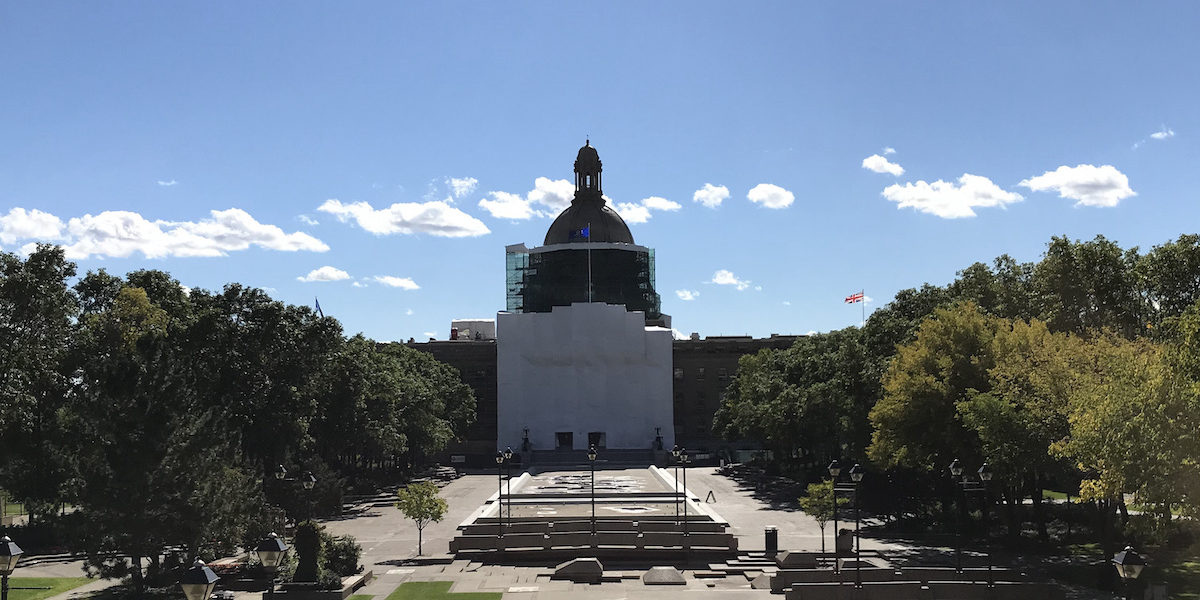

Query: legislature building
<box><xmin>409</xmin><ymin>142</ymin><xmax>798</xmax><ymax>465</ymax></box>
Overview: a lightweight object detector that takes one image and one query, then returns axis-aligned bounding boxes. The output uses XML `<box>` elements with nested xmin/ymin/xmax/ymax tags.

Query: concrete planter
<box><xmin>270</xmin><ymin>571</ymin><xmax>372</xmax><ymax>600</ymax></box>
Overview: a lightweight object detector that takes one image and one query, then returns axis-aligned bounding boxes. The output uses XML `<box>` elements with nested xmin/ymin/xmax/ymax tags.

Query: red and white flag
<box><xmin>844</xmin><ymin>292</ymin><xmax>864</xmax><ymax>304</ymax></box>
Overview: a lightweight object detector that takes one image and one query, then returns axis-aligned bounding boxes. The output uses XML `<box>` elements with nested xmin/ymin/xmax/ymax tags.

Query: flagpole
<box><xmin>861</xmin><ymin>289</ymin><xmax>865</xmax><ymax>327</ymax></box>
<box><xmin>587</xmin><ymin>222</ymin><xmax>592</xmax><ymax>302</ymax></box>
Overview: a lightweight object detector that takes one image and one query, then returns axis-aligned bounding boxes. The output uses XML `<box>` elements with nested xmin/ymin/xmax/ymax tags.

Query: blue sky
<box><xmin>2</xmin><ymin>2</ymin><xmax>1198</xmax><ymax>341</ymax></box>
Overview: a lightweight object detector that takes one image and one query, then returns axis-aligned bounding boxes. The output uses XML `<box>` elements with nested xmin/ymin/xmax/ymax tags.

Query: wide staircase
<box><xmin>528</xmin><ymin>448</ymin><xmax>656</xmax><ymax>467</ymax></box>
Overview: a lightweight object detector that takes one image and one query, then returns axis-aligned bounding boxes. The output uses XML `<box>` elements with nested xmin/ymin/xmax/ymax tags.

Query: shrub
<box><xmin>321</xmin><ymin>533</ymin><xmax>362</xmax><ymax>576</ymax></box>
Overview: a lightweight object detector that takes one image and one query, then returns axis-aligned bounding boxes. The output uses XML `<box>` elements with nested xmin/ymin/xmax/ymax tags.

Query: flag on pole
<box><xmin>315</xmin><ymin>297</ymin><xmax>324</xmax><ymax>318</ymax></box>
<box><xmin>569</xmin><ymin>226</ymin><xmax>590</xmax><ymax>241</ymax></box>
<box><xmin>844</xmin><ymin>292</ymin><xmax>864</xmax><ymax>304</ymax></box>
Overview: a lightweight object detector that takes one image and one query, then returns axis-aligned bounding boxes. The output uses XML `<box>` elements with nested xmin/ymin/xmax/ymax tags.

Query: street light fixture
<box><xmin>178</xmin><ymin>558</ymin><xmax>219</xmax><ymax>600</ymax></box>
<box><xmin>587</xmin><ymin>445</ymin><xmax>598</xmax><ymax>535</ymax></box>
<box><xmin>828</xmin><ymin>460</ymin><xmax>841</xmax><ymax>573</ymax></box>
<box><xmin>671</xmin><ymin>445</ymin><xmax>682</xmax><ymax>525</ymax></box>
<box><xmin>948</xmin><ymin>458</ymin><xmax>965</xmax><ymax>572</ymax></box>
<box><xmin>978</xmin><ymin>462</ymin><xmax>994</xmax><ymax>586</ymax></box>
<box><xmin>495</xmin><ymin>451</ymin><xmax>505</xmax><ymax>538</ymax></box>
<box><xmin>849</xmin><ymin>464</ymin><xmax>864</xmax><ymax>588</ymax></box>
<box><xmin>255</xmin><ymin>532</ymin><xmax>288</xmax><ymax>600</ymax></box>
<box><xmin>504</xmin><ymin>446</ymin><xmax>514</xmax><ymax>520</ymax></box>
<box><xmin>1112</xmin><ymin>546</ymin><xmax>1146</xmax><ymax>600</ymax></box>
<box><xmin>681</xmin><ymin>449</ymin><xmax>691</xmax><ymax>538</ymax></box>
<box><xmin>0</xmin><ymin>536</ymin><xmax>23</xmax><ymax>600</ymax></box>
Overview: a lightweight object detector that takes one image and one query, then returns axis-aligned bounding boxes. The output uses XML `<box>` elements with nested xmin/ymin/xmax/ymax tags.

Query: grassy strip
<box><xmin>348</xmin><ymin>596</ymin><xmax>374</xmax><ymax>600</ymax></box>
<box><xmin>7</xmin><ymin>577</ymin><xmax>92</xmax><ymax>600</ymax></box>
<box><xmin>384</xmin><ymin>581</ymin><xmax>503</xmax><ymax>600</ymax></box>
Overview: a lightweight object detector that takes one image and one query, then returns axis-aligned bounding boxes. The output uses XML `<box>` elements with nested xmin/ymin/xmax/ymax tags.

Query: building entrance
<box><xmin>588</xmin><ymin>431</ymin><xmax>606</xmax><ymax>449</ymax></box>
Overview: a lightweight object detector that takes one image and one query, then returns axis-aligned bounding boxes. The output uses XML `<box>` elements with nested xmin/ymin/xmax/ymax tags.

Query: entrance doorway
<box><xmin>588</xmin><ymin>431</ymin><xmax>606</xmax><ymax>449</ymax></box>
<box><xmin>555</xmin><ymin>431</ymin><xmax>574</xmax><ymax>450</ymax></box>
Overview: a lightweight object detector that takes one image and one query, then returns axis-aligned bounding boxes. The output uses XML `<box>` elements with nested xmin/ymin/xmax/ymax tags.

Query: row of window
<box><xmin>673</xmin><ymin>367</ymin><xmax>729</xmax><ymax>380</ymax></box>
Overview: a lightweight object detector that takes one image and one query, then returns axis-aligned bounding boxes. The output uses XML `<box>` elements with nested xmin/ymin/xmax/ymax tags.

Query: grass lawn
<box><xmin>6</xmin><ymin>577</ymin><xmax>92</xmax><ymax>600</ymax></box>
<box><xmin>1041</xmin><ymin>489</ymin><xmax>1070</xmax><ymax>501</ymax></box>
<box><xmin>384</xmin><ymin>581</ymin><xmax>502</xmax><ymax>600</ymax></box>
<box><xmin>348</xmin><ymin>596</ymin><xmax>374</xmax><ymax>600</ymax></box>
<box><xmin>1157</xmin><ymin>558</ymin><xmax>1200</xmax><ymax>600</ymax></box>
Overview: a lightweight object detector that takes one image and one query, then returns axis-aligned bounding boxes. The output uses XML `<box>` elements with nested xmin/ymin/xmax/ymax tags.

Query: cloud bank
<box><xmin>747</xmin><ymin>183</ymin><xmax>794</xmax><ymax>209</ymax></box>
<box><xmin>319</xmin><ymin>199</ymin><xmax>490</xmax><ymax>237</ymax></box>
<box><xmin>1019</xmin><ymin>164</ymin><xmax>1135</xmax><ymax>207</ymax></box>
<box><xmin>883</xmin><ymin>174</ymin><xmax>1023</xmax><ymax>218</ymax></box>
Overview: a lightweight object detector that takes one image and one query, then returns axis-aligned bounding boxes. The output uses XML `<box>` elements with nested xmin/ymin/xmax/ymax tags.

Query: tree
<box><xmin>1033</xmin><ymin>235</ymin><xmax>1144</xmax><ymax>337</ymax></box>
<box><xmin>797</xmin><ymin>480</ymin><xmax>847</xmax><ymax>553</ymax></box>
<box><xmin>395</xmin><ymin>481</ymin><xmax>448</xmax><ymax>556</ymax></box>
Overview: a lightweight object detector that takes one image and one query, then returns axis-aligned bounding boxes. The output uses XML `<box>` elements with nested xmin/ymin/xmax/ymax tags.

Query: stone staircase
<box><xmin>529</xmin><ymin>448</ymin><xmax>656</xmax><ymax>466</ymax></box>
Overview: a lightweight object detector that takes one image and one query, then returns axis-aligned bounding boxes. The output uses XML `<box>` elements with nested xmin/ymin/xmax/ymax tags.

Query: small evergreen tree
<box><xmin>395</xmin><ymin>481</ymin><xmax>448</xmax><ymax>556</ymax></box>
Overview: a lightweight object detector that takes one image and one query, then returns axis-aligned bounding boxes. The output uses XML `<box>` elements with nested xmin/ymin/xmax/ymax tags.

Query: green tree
<box><xmin>395</xmin><ymin>481</ymin><xmax>448</xmax><ymax>556</ymax></box>
<box><xmin>868</xmin><ymin>303</ymin><xmax>998</xmax><ymax>474</ymax></box>
<box><xmin>797</xmin><ymin>480</ymin><xmax>848</xmax><ymax>553</ymax></box>
<box><xmin>1139</xmin><ymin>233</ymin><xmax>1200</xmax><ymax>325</ymax></box>
<box><xmin>1033</xmin><ymin>235</ymin><xmax>1144</xmax><ymax>337</ymax></box>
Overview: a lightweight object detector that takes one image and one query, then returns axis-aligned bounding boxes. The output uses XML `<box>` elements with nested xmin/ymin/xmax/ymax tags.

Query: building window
<box><xmin>718</xmin><ymin>367</ymin><xmax>728</xmax><ymax>380</ymax></box>
<box><xmin>697</xmin><ymin>367</ymin><xmax>706</xmax><ymax>380</ymax></box>
<box><xmin>674</xmin><ymin>367</ymin><xmax>684</xmax><ymax>380</ymax></box>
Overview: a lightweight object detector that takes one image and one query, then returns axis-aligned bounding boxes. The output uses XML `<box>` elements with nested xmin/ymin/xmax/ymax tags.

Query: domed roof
<box><xmin>575</xmin><ymin>141</ymin><xmax>601</xmax><ymax>172</ymax></box>
<box><xmin>544</xmin><ymin>200</ymin><xmax>634</xmax><ymax>245</ymax></box>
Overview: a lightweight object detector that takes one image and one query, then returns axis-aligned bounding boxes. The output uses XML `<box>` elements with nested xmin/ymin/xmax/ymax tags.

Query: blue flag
<box><xmin>315</xmin><ymin>297</ymin><xmax>324</xmax><ymax>318</ymax></box>
<box><xmin>569</xmin><ymin>226</ymin><xmax>590</xmax><ymax>241</ymax></box>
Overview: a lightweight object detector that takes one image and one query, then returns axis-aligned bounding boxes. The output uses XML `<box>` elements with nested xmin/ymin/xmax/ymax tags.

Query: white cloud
<box><xmin>883</xmin><ymin>147</ymin><xmax>896</xmax><ymax>155</ymax></box>
<box><xmin>692</xmin><ymin>183</ymin><xmax>730</xmax><ymax>208</ymax></box>
<box><xmin>711</xmin><ymin>269</ymin><xmax>751</xmax><ymax>291</ymax></box>
<box><xmin>405</xmin><ymin>308</ymin><xmax>414</xmax><ymax>316</ymax></box>
<box><xmin>782</xmin><ymin>301</ymin><xmax>791</xmax><ymax>306</ymax></box>
<box><xmin>1150</xmin><ymin>127</ymin><xmax>1175</xmax><ymax>140</ymax></box>
<box><xmin>6</xmin><ymin>208</ymin><xmax>329</xmax><ymax>259</ymax></box>
<box><xmin>423</xmin><ymin>331</ymin><xmax>437</xmax><ymax>339</ymax></box>
<box><xmin>478</xmin><ymin>177</ymin><xmax>575</xmax><ymax>220</ymax></box>
<box><xmin>883</xmin><ymin>174</ymin><xmax>1023</xmax><ymax>218</ymax></box>
<box><xmin>157</xmin><ymin>179</ymin><xmax>178</xmax><ymax>187</ymax></box>
<box><xmin>373</xmin><ymin>275</ymin><xmax>420</xmax><ymax>290</ymax></box>
<box><xmin>298</xmin><ymin>266</ymin><xmax>350</xmax><ymax>282</ymax></box>
<box><xmin>351</xmin><ymin>281</ymin><xmax>367</xmax><ymax>288</ymax></box>
<box><xmin>446</xmin><ymin>177</ymin><xmax>479</xmax><ymax>198</ymax></box>
<box><xmin>318</xmin><ymin>199</ymin><xmax>490</xmax><ymax>237</ymax></box>
<box><xmin>862</xmin><ymin>154</ymin><xmax>905</xmax><ymax>176</ymax></box>
<box><xmin>754</xmin><ymin>285</ymin><xmax>762</xmax><ymax>291</ymax></box>
<box><xmin>747</xmin><ymin>183</ymin><xmax>794</xmax><ymax>209</ymax></box>
<box><xmin>1019</xmin><ymin>164</ymin><xmax>1136</xmax><ymax>208</ymax></box>
<box><xmin>298</xmin><ymin>215</ymin><xmax>319</xmax><ymax>226</ymax></box>
<box><xmin>675</xmin><ymin>289</ymin><xmax>700</xmax><ymax>301</ymax></box>
<box><xmin>613</xmin><ymin>196</ymin><xmax>681</xmax><ymax>224</ymax></box>
<box><xmin>478</xmin><ymin>191</ymin><xmax>539</xmax><ymax>220</ymax></box>
<box><xmin>0</xmin><ymin>208</ymin><xmax>66</xmax><ymax>245</ymax></box>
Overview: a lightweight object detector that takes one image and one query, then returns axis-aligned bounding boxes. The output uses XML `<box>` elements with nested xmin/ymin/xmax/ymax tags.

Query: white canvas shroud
<box><xmin>497</xmin><ymin>303</ymin><xmax>674</xmax><ymax>451</ymax></box>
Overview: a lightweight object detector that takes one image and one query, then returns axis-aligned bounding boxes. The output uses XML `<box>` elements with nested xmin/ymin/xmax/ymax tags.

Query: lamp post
<box><xmin>681</xmin><ymin>449</ymin><xmax>691</xmax><ymax>538</ymax></box>
<box><xmin>0</xmin><ymin>536</ymin><xmax>23</xmax><ymax>600</ymax></box>
<box><xmin>849</xmin><ymin>463</ymin><xmax>864</xmax><ymax>588</ymax></box>
<box><xmin>1112</xmin><ymin>546</ymin><xmax>1145</xmax><ymax>600</ymax></box>
<box><xmin>178</xmin><ymin>558</ymin><xmax>219</xmax><ymax>600</ymax></box>
<box><xmin>977</xmin><ymin>463</ymin><xmax>994</xmax><ymax>586</ymax></box>
<box><xmin>504</xmin><ymin>446</ymin><xmax>514</xmax><ymax>521</ymax></box>
<box><xmin>495</xmin><ymin>451</ymin><xmax>505</xmax><ymax>538</ymax></box>
<box><xmin>255</xmin><ymin>532</ymin><xmax>288</xmax><ymax>600</ymax></box>
<box><xmin>672</xmin><ymin>445</ymin><xmax>682</xmax><ymax>525</ymax></box>
<box><xmin>828</xmin><ymin>460</ymin><xmax>841</xmax><ymax>573</ymax></box>
<box><xmin>948</xmin><ymin>458</ymin><xmax>965</xmax><ymax>572</ymax></box>
<box><xmin>587</xmin><ymin>445</ymin><xmax>598</xmax><ymax>535</ymax></box>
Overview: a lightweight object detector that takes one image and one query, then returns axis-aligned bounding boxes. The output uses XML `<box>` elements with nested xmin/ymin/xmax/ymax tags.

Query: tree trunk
<box><xmin>1031</xmin><ymin>474</ymin><xmax>1048</xmax><ymax>542</ymax></box>
<box><xmin>418</xmin><ymin>526</ymin><xmax>424</xmax><ymax>556</ymax></box>
<box><xmin>1004</xmin><ymin>488</ymin><xmax>1019</xmax><ymax>545</ymax></box>
<box><xmin>131</xmin><ymin>554</ymin><xmax>145</xmax><ymax>594</ymax></box>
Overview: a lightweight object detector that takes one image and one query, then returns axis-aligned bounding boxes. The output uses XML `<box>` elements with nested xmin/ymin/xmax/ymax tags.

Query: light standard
<box><xmin>178</xmin><ymin>558</ymin><xmax>219</xmax><ymax>600</ymax></box>
<box><xmin>671</xmin><ymin>445</ymin><xmax>682</xmax><ymax>525</ymax></box>
<box><xmin>948</xmin><ymin>458</ymin><xmax>965</xmax><ymax>572</ymax></box>
<box><xmin>828</xmin><ymin>460</ymin><xmax>841</xmax><ymax>574</ymax></box>
<box><xmin>274</xmin><ymin>465</ymin><xmax>317</xmax><ymax>522</ymax></box>
<box><xmin>495</xmin><ymin>451</ymin><xmax>505</xmax><ymax>538</ymax></box>
<box><xmin>1112</xmin><ymin>546</ymin><xmax>1146</xmax><ymax>600</ymax></box>
<box><xmin>849</xmin><ymin>463</ymin><xmax>865</xmax><ymax>588</ymax></box>
<box><xmin>977</xmin><ymin>463</ymin><xmax>994</xmax><ymax>586</ymax></box>
<box><xmin>255</xmin><ymin>532</ymin><xmax>288</xmax><ymax>600</ymax></box>
<box><xmin>504</xmin><ymin>446</ymin><xmax>514</xmax><ymax>521</ymax></box>
<box><xmin>681</xmin><ymin>449</ymin><xmax>691</xmax><ymax>538</ymax></box>
<box><xmin>587</xmin><ymin>445</ymin><xmax>598</xmax><ymax>535</ymax></box>
<box><xmin>0</xmin><ymin>536</ymin><xmax>23</xmax><ymax>600</ymax></box>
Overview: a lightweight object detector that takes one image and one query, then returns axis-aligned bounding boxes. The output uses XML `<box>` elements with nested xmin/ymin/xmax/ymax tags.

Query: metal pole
<box><xmin>682</xmin><ymin>459</ymin><xmax>689</xmax><ymax>537</ymax></box>
<box><xmin>674</xmin><ymin>459</ymin><xmax>680</xmax><ymax>524</ymax></box>
<box><xmin>506</xmin><ymin>461</ymin><xmax>512</xmax><ymax>521</ymax></box>
<box><xmin>266</xmin><ymin>572</ymin><xmax>275</xmax><ymax>600</ymax></box>
<box><xmin>498</xmin><ymin>460</ymin><xmax>504</xmax><ymax>538</ymax></box>
<box><xmin>983</xmin><ymin>482</ymin><xmax>992</xmax><ymax>586</ymax></box>
<box><xmin>832</xmin><ymin>481</ymin><xmax>839</xmax><ymax>574</ymax></box>
<box><xmin>2</xmin><ymin>573</ymin><xmax>8</xmax><ymax>600</ymax></box>
<box><xmin>855</xmin><ymin>483</ymin><xmax>861</xmax><ymax>588</ymax></box>
<box><xmin>590</xmin><ymin>458</ymin><xmax>596</xmax><ymax>535</ymax></box>
<box><xmin>955</xmin><ymin>480</ymin><xmax>963</xmax><ymax>573</ymax></box>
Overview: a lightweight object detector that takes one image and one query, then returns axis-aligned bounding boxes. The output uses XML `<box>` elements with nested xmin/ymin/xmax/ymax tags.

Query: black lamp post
<box><xmin>977</xmin><ymin>462</ymin><xmax>994</xmax><ymax>586</ymax></box>
<box><xmin>255</xmin><ymin>532</ymin><xmax>288</xmax><ymax>600</ymax></box>
<box><xmin>681</xmin><ymin>449</ymin><xmax>691</xmax><ymax>538</ymax></box>
<box><xmin>495</xmin><ymin>451</ymin><xmax>505</xmax><ymax>538</ymax></box>
<box><xmin>671</xmin><ymin>445</ymin><xmax>682</xmax><ymax>525</ymax></box>
<box><xmin>0</xmin><ymin>536</ymin><xmax>23</xmax><ymax>600</ymax></box>
<box><xmin>849</xmin><ymin>463</ymin><xmax>865</xmax><ymax>588</ymax></box>
<box><xmin>178</xmin><ymin>558</ymin><xmax>219</xmax><ymax>600</ymax></box>
<box><xmin>828</xmin><ymin>460</ymin><xmax>841</xmax><ymax>573</ymax></box>
<box><xmin>1112</xmin><ymin>546</ymin><xmax>1145</xmax><ymax>600</ymax></box>
<box><xmin>948</xmin><ymin>458</ymin><xmax>965</xmax><ymax>572</ymax></box>
<box><xmin>587</xmin><ymin>445</ymin><xmax>598</xmax><ymax>535</ymax></box>
<box><xmin>504</xmin><ymin>446</ymin><xmax>514</xmax><ymax>521</ymax></box>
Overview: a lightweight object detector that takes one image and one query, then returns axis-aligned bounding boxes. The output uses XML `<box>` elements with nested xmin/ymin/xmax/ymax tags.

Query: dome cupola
<box><xmin>544</xmin><ymin>140</ymin><xmax>634</xmax><ymax>245</ymax></box>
